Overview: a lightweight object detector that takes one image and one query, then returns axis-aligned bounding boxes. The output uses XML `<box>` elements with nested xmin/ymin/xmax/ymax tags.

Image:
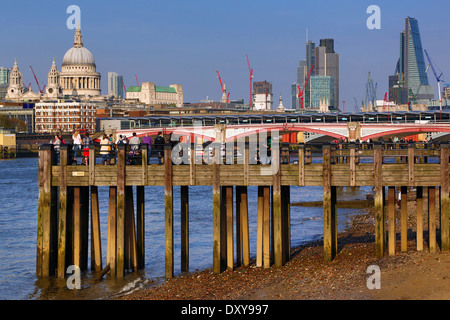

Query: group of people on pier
<box><xmin>51</xmin><ymin>131</ymin><xmax>167</xmax><ymax>165</ymax></box>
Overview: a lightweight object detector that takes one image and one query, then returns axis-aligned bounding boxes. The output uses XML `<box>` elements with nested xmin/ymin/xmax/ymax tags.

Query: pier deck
<box><xmin>36</xmin><ymin>141</ymin><xmax>450</xmax><ymax>279</ymax></box>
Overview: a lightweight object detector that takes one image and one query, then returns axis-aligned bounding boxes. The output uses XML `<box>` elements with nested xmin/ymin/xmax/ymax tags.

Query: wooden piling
<box><xmin>212</xmin><ymin>145</ymin><xmax>221</xmax><ymax>274</ymax></box>
<box><xmin>298</xmin><ymin>143</ymin><xmax>305</xmax><ymax>186</ymax></box>
<box><xmin>263</xmin><ymin>186</ymin><xmax>271</xmax><ymax>268</ymax></box>
<box><xmin>400</xmin><ymin>186</ymin><xmax>408</xmax><ymax>252</ymax></box>
<box><xmin>428</xmin><ymin>187</ymin><xmax>437</xmax><ymax>253</ymax></box>
<box><xmin>373</xmin><ymin>143</ymin><xmax>385</xmax><ymax>257</ymax></box>
<box><xmin>440</xmin><ymin>144</ymin><xmax>449</xmax><ymax>252</ymax></box>
<box><xmin>256</xmin><ymin>186</ymin><xmax>264</xmax><ymax>267</ymax></box>
<box><xmin>416</xmin><ymin>186</ymin><xmax>423</xmax><ymax>251</ymax></box>
<box><xmin>90</xmin><ymin>186</ymin><xmax>102</xmax><ymax>272</ymax></box>
<box><xmin>164</xmin><ymin>143</ymin><xmax>174</xmax><ymax>279</ymax></box>
<box><xmin>388</xmin><ymin>186</ymin><xmax>396</xmax><ymax>255</ymax></box>
<box><xmin>136</xmin><ymin>186</ymin><xmax>145</xmax><ymax>269</ymax></box>
<box><xmin>37</xmin><ymin>145</ymin><xmax>55</xmax><ymax>277</ymax></box>
<box><xmin>323</xmin><ymin>144</ymin><xmax>337</xmax><ymax>262</ymax></box>
<box><xmin>226</xmin><ymin>186</ymin><xmax>234</xmax><ymax>271</ymax></box>
<box><xmin>107</xmin><ymin>186</ymin><xmax>117</xmax><ymax>277</ymax></box>
<box><xmin>57</xmin><ymin>145</ymin><xmax>68</xmax><ymax>278</ymax></box>
<box><xmin>116</xmin><ymin>144</ymin><xmax>126</xmax><ymax>278</ymax></box>
<box><xmin>272</xmin><ymin>141</ymin><xmax>283</xmax><ymax>268</ymax></box>
<box><xmin>181</xmin><ymin>185</ymin><xmax>189</xmax><ymax>272</ymax></box>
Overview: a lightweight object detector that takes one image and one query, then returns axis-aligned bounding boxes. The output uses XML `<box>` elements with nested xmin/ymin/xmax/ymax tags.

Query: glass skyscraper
<box><xmin>395</xmin><ymin>17</ymin><xmax>434</xmax><ymax>103</ymax></box>
<box><xmin>107</xmin><ymin>72</ymin><xmax>124</xmax><ymax>99</ymax></box>
<box><xmin>0</xmin><ymin>67</ymin><xmax>10</xmax><ymax>85</ymax></box>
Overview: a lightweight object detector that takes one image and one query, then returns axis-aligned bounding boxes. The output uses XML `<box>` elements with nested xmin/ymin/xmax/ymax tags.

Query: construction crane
<box><xmin>216</xmin><ymin>70</ymin><xmax>229</xmax><ymax>103</ymax></box>
<box><xmin>424</xmin><ymin>49</ymin><xmax>445</xmax><ymax>111</ymax></box>
<box><xmin>30</xmin><ymin>66</ymin><xmax>44</xmax><ymax>93</ymax></box>
<box><xmin>135</xmin><ymin>74</ymin><xmax>139</xmax><ymax>87</ymax></box>
<box><xmin>122</xmin><ymin>80</ymin><xmax>127</xmax><ymax>97</ymax></box>
<box><xmin>297</xmin><ymin>63</ymin><xmax>315</xmax><ymax>112</ymax></box>
<box><xmin>246</xmin><ymin>54</ymin><xmax>254</xmax><ymax>109</ymax></box>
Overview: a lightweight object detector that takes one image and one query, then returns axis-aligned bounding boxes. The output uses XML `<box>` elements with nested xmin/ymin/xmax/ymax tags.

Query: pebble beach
<box><xmin>116</xmin><ymin>192</ymin><xmax>450</xmax><ymax>301</ymax></box>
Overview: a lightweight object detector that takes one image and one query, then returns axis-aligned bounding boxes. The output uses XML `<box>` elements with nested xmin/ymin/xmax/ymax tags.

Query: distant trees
<box><xmin>0</xmin><ymin>115</ymin><xmax>26</xmax><ymax>132</ymax></box>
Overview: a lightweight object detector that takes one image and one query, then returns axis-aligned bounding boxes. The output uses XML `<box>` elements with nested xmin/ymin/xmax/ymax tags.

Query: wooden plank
<box><xmin>349</xmin><ymin>144</ymin><xmax>356</xmax><ymax>187</ymax></box>
<box><xmin>190</xmin><ymin>142</ymin><xmax>196</xmax><ymax>185</ymax></box>
<box><xmin>141</xmin><ymin>144</ymin><xmax>148</xmax><ymax>186</ymax></box>
<box><xmin>164</xmin><ymin>144</ymin><xmax>174</xmax><ymax>279</ymax></box>
<box><xmin>89</xmin><ymin>145</ymin><xmax>95</xmax><ymax>185</ymax></box>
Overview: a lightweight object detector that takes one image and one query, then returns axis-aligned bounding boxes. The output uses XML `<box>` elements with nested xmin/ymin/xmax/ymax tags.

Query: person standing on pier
<box><xmin>82</xmin><ymin>132</ymin><xmax>91</xmax><ymax>165</ymax></box>
<box><xmin>100</xmin><ymin>134</ymin><xmax>111</xmax><ymax>165</ymax></box>
<box><xmin>154</xmin><ymin>131</ymin><xmax>165</xmax><ymax>164</ymax></box>
<box><xmin>72</xmin><ymin>130</ymin><xmax>82</xmax><ymax>164</ymax></box>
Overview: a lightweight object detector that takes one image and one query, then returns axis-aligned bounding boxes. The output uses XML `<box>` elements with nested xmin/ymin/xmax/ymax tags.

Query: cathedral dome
<box><xmin>62</xmin><ymin>47</ymin><xmax>95</xmax><ymax>67</ymax></box>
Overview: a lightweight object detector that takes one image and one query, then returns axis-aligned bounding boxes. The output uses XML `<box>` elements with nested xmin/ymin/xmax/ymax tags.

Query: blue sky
<box><xmin>1</xmin><ymin>0</ymin><xmax>449</xmax><ymax>111</ymax></box>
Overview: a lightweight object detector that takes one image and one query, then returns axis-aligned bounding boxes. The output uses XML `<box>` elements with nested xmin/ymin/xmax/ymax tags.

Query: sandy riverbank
<box><xmin>116</xmin><ymin>193</ymin><xmax>450</xmax><ymax>301</ymax></box>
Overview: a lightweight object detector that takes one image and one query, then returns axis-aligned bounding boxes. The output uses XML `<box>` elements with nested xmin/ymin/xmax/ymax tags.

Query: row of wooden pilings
<box><xmin>36</xmin><ymin>141</ymin><xmax>450</xmax><ymax>281</ymax></box>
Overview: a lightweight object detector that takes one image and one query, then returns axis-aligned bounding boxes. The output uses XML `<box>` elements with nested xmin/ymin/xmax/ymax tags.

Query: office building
<box><xmin>108</xmin><ymin>72</ymin><xmax>124</xmax><ymax>99</ymax></box>
<box><xmin>394</xmin><ymin>17</ymin><xmax>434</xmax><ymax>103</ymax></box>
<box><xmin>0</xmin><ymin>67</ymin><xmax>10</xmax><ymax>85</ymax></box>
<box><xmin>126</xmin><ymin>82</ymin><xmax>183</xmax><ymax>107</ymax></box>
<box><xmin>309</xmin><ymin>76</ymin><xmax>335</xmax><ymax>109</ymax></box>
<box><xmin>253</xmin><ymin>81</ymin><xmax>273</xmax><ymax>110</ymax></box>
<box><xmin>314</xmin><ymin>39</ymin><xmax>339</xmax><ymax>109</ymax></box>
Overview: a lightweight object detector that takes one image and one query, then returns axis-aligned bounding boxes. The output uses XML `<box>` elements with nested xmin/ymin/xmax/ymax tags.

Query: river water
<box><xmin>0</xmin><ymin>157</ymin><xmax>371</xmax><ymax>300</ymax></box>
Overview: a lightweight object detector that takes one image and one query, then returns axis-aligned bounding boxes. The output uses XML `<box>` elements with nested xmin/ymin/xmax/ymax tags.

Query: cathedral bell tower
<box><xmin>46</xmin><ymin>58</ymin><xmax>62</xmax><ymax>99</ymax></box>
<box><xmin>5</xmin><ymin>59</ymin><xmax>24</xmax><ymax>100</ymax></box>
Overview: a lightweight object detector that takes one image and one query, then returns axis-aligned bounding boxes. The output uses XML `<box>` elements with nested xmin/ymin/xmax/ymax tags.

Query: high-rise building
<box><xmin>108</xmin><ymin>72</ymin><xmax>124</xmax><ymax>98</ymax></box>
<box><xmin>253</xmin><ymin>81</ymin><xmax>273</xmax><ymax>110</ymax></box>
<box><xmin>394</xmin><ymin>17</ymin><xmax>434</xmax><ymax>104</ymax></box>
<box><xmin>0</xmin><ymin>67</ymin><xmax>10</xmax><ymax>85</ymax></box>
<box><xmin>309</xmin><ymin>76</ymin><xmax>335</xmax><ymax>109</ymax></box>
<box><xmin>315</xmin><ymin>39</ymin><xmax>339</xmax><ymax>109</ymax></box>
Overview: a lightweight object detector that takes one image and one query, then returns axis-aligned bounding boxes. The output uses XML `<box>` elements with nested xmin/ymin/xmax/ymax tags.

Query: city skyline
<box><xmin>0</xmin><ymin>0</ymin><xmax>449</xmax><ymax>111</ymax></box>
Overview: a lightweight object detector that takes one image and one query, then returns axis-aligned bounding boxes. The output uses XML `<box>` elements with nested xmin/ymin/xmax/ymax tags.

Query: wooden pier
<box><xmin>36</xmin><ymin>140</ymin><xmax>450</xmax><ymax>279</ymax></box>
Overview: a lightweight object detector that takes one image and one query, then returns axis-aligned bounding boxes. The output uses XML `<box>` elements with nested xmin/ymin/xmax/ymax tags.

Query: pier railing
<box><xmin>37</xmin><ymin>141</ymin><xmax>450</xmax><ymax>279</ymax></box>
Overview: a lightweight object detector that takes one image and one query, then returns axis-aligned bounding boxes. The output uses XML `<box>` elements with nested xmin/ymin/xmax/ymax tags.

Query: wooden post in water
<box><xmin>256</xmin><ymin>186</ymin><xmax>264</xmax><ymax>267</ymax></box>
<box><xmin>272</xmin><ymin>138</ymin><xmax>283</xmax><ymax>268</ymax></box>
<box><xmin>116</xmin><ymin>144</ymin><xmax>126</xmax><ymax>278</ymax></box>
<box><xmin>388</xmin><ymin>186</ymin><xmax>396</xmax><ymax>255</ymax></box>
<box><xmin>263</xmin><ymin>186</ymin><xmax>271</xmax><ymax>268</ymax></box>
<box><xmin>107</xmin><ymin>186</ymin><xmax>117</xmax><ymax>277</ymax></box>
<box><xmin>373</xmin><ymin>143</ymin><xmax>385</xmax><ymax>257</ymax></box>
<box><xmin>90</xmin><ymin>186</ymin><xmax>102</xmax><ymax>272</ymax></box>
<box><xmin>57</xmin><ymin>145</ymin><xmax>68</xmax><ymax>278</ymax></box>
<box><xmin>125</xmin><ymin>186</ymin><xmax>138</xmax><ymax>272</ymax></box>
<box><xmin>181</xmin><ymin>185</ymin><xmax>189</xmax><ymax>272</ymax></box>
<box><xmin>226</xmin><ymin>186</ymin><xmax>234</xmax><ymax>271</ymax></box>
<box><xmin>212</xmin><ymin>142</ymin><xmax>222</xmax><ymax>274</ymax></box>
<box><xmin>323</xmin><ymin>144</ymin><xmax>337</xmax><ymax>262</ymax></box>
<box><xmin>37</xmin><ymin>145</ymin><xmax>56</xmax><ymax>277</ymax></box>
<box><xmin>136</xmin><ymin>186</ymin><xmax>145</xmax><ymax>270</ymax></box>
<box><xmin>164</xmin><ymin>143</ymin><xmax>174</xmax><ymax>279</ymax></box>
<box><xmin>440</xmin><ymin>144</ymin><xmax>449</xmax><ymax>252</ymax></box>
